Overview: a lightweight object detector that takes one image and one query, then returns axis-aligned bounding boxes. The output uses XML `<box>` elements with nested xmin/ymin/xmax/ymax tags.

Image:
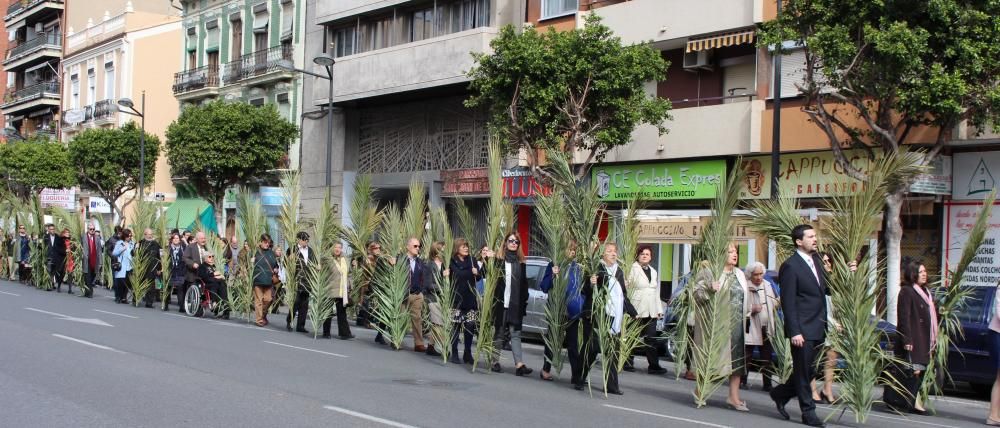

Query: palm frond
<box><xmin>535</xmin><ymin>172</ymin><xmax>570</xmax><ymax>375</ymax></box>
<box><xmin>277</xmin><ymin>171</ymin><xmax>304</xmax><ymax>324</ymax></box>
<box><xmin>403</xmin><ymin>180</ymin><xmax>427</xmax><ymax>248</ymax></box>
<box><xmin>431</xmin><ymin>207</ymin><xmax>456</xmax><ymax>363</ymax></box>
<box><xmin>372</xmin><ymin>204</ymin><xmax>411</xmax><ymax>349</ymax></box>
<box><xmin>615</xmin><ymin>195</ymin><xmax>646</xmax><ymax>372</ymax></box>
<box><xmin>453</xmin><ymin>198</ymin><xmax>477</xmax><ymax>249</ymax></box>
<box><xmin>305</xmin><ymin>257</ymin><xmax>337</xmax><ymax>339</ymax></box>
<box><xmin>474</xmin><ymin>136</ymin><xmax>511</xmax><ymax>372</ymax></box>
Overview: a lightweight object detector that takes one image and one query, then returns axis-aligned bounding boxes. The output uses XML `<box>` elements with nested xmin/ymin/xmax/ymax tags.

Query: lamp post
<box><xmin>278</xmin><ymin>55</ymin><xmax>335</xmax><ymax>190</ymax></box>
<box><xmin>118</xmin><ymin>91</ymin><xmax>146</xmax><ymax>202</ymax></box>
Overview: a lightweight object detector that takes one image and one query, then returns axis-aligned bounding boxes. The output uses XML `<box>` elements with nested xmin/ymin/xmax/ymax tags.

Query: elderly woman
<box><xmin>741</xmin><ymin>262</ymin><xmax>778</xmax><ymax>391</ymax></box>
<box><xmin>624</xmin><ymin>245</ymin><xmax>667</xmax><ymax>375</ymax></box>
<box><xmin>693</xmin><ymin>243</ymin><xmax>750</xmax><ymax>411</ymax></box>
<box><xmin>323</xmin><ymin>242</ymin><xmax>354</xmax><ymax>339</ymax></box>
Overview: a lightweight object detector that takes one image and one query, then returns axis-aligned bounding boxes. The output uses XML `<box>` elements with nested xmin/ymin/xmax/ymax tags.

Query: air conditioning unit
<box><xmin>683</xmin><ymin>50</ymin><xmax>713</xmax><ymax>72</ymax></box>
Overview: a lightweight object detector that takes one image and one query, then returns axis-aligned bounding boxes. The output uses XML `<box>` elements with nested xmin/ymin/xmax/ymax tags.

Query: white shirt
<box><xmin>504</xmin><ymin>262</ymin><xmax>513</xmax><ymax>309</ymax></box>
<box><xmin>408</xmin><ymin>256</ymin><xmax>417</xmax><ymax>272</ymax></box>
<box><xmin>299</xmin><ymin>246</ymin><xmax>310</xmax><ymax>264</ymax></box>
<box><xmin>604</xmin><ymin>263</ymin><xmax>624</xmax><ymax>334</ymax></box>
<box><xmin>797</xmin><ymin>250</ymin><xmax>819</xmax><ymax>284</ymax></box>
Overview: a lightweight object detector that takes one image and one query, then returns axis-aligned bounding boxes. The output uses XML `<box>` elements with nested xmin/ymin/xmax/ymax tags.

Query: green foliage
<box><xmin>614</xmin><ymin>197</ymin><xmax>646</xmax><ymax>373</ymax></box>
<box><xmin>164</xmin><ymin>100</ymin><xmax>297</xmax><ymax>211</ymax></box>
<box><xmin>276</xmin><ymin>172</ymin><xmax>303</xmax><ymax>324</ymax></box>
<box><xmin>467</xmin><ymin>14</ymin><xmax>671</xmax><ymax>168</ymax></box>
<box><xmin>535</xmin><ymin>170</ymin><xmax>571</xmax><ymax>375</ymax></box>
<box><xmin>430</xmin><ymin>207</ymin><xmax>455</xmax><ymax>363</ymax></box>
<box><xmin>0</xmin><ymin>138</ymin><xmax>76</xmax><ymax>196</ymax></box>
<box><xmin>373</xmin><ymin>204</ymin><xmax>411</xmax><ymax>350</ymax></box>
<box><xmin>68</xmin><ymin>122</ymin><xmax>161</xmax><ymax>219</ymax></box>
<box><xmin>51</xmin><ymin>207</ymin><xmax>85</xmax><ymax>294</ymax></box>
<box><xmin>335</xmin><ymin>175</ymin><xmax>382</xmax><ymax>315</ymax></box>
<box><xmin>403</xmin><ymin>180</ymin><xmax>427</xmax><ymax>247</ymax></box>
<box><xmin>453</xmin><ymin>198</ymin><xmax>477</xmax><ymax>249</ymax></box>
<box><xmin>232</xmin><ymin>187</ymin><xmax>269</xmax><ymax>321</ymax></box>
<box><xmin>305</xmin><ymin>258</ymin><xmax>336</xmax><ymax>339</ymax></box>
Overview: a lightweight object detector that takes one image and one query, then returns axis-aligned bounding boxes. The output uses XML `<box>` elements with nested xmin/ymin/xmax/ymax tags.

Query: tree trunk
<box><xmin>212</xmin><ymin>199</ymin><xmax>225</xmax><ymax>237</ymax></box>
<box><xmin>884</xmin><ymin>191</ymin><xmax>904</xmax><ymax>325</ymax></box>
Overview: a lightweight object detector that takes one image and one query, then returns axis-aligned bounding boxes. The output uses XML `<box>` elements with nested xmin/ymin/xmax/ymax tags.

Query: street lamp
<box><xmin>278</xmin><ymin>55</ymin><xmax>335</xmax><ymax>191</ymax></box>
<box><xmin>118</xmin><ymin>91</ymin><xmax>146</xmax><ymax>202</ymax></box>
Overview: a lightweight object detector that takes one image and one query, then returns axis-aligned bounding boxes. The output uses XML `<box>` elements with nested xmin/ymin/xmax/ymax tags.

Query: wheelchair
<box><xmin>184</xmin><ymin>280</ymin><xmax>214</xmax><ymax>317</ymax></box>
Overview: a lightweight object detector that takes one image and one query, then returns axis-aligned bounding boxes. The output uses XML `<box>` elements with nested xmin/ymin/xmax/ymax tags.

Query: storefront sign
<box><xmin>40</xmin><ymin>188</ymin><xmax>76</xmax><ymax>210</ymax></box>
<box><xmin>638</xmin><ymin>218</ymin><xmax>752</xmax><ymax>242</ymax></box>
<box><xmin>952</xmin><ymin>152</ymin><xmax>1000</xmax><ymax>201</ymax></box>
<box><xmin>223</xmin><ymin>187</ymin><xmax>238</xmax><ymax>209</ymax></box>
<box><xmin>943</xmin><ymin>201</ymin><xmax>1000</xmax><ymax>287</ymax></box>
<box><xmin>593</xmin><ymin>160</ymin><xmax>725</xmax><ymax>202</ymax></box>
<box><xmin>910</xmin><ymin>155</ymin><xmax>952</xmax><ymax>195</ymax></box>
<box><xmin>741</xmin><ymin>149</ymin><xmax>952</xmax><ymax>199</ymax></box>
<box><xmin>88</xmin><ymin>197</ymin><xmax>112</xmax><ymax>214</ymax></box>
<box><xmin>441</xmin><ymin>168</ymin><xmax>489</xmax><ymax>197</ymax></box>
<box><xmin>260</xmin><ymin>186</ymin><xmax>285</xmax><ymax>206</ymax></box>
<box><xmin>502</xmin><ymin>167</ymin><xmax>551</xmax><ymax>203</ymax></box>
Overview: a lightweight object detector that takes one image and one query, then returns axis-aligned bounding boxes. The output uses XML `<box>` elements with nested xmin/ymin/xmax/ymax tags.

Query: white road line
<box><xmin>930</xmin><ymin>396</ymin><xmax>989</xmax><ymax>408</ymax></box>
<box><xmin>603</xmin><ymin>404</ymin><xmax>730</xmax><ymax>428</ymax></box>
<box><xmin>816</xmin><ymin>405</ymin><xmax>960</xmax><ymax>428</ymax></box>
<box><xmin>25</xmin><ymin>307</ymin><xmax>66</xmax><ymax>317</ymax></box>
<box><xmin>264</xmin><ymin>341</ymin><xmax>348</xmax><ymax>358</ymax></box>
<box><xmin>323</xmin><ymin>405</ymin><xmax>416</xmax><ymax>428</ymax></box>
<box><xmin>0</xmin><ymin>290</ymin><xmax>21</xmax><ymax>296</ymax></box>
<box><xmin>52</xmin><ymin>334</ymin><xmax>125</xmax><ymax>354</ymax></box>
<box><xmin>93</xmin><ymin>309</ymin><xmax>139</xmax><ymax>319</ymax></box>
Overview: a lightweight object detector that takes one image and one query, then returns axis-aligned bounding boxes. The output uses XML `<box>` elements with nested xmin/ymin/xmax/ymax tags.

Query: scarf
<box><xmin>913</xmin><ymin>284</ymin><xmax>939</xmax><ymax>349</ymax></box>
<box><xmin>503</xmin><ymin>251</ymin><xmax>521</xmax><ymax>309</ymax></box>
<box><xmin>604</xmin><ymin>262</ymin><xmax>624</xmax><ymax>334</ymax></box>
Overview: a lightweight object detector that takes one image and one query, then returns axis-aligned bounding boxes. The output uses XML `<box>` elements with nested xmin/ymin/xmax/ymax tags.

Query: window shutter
<box><xmin>722</xmin><ymin>62</ymin><xmax>755</xmax><ymax>102</ymax></box>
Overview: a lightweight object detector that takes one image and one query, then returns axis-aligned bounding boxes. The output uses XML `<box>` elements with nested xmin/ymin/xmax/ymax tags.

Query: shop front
<box><xmin>945</xmin><ymin>151</ymin><xmax>1000</xmax><ymax>285</ymax></box>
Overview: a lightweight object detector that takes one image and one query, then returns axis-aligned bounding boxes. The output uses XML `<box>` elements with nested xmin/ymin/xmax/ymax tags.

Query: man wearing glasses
<box><xmin>80</xmin><ymin>223</ymin><xmax>103</xmax><ymax>298</ymax></box>
<box><xmin>402</xmin><ymin>237</ymin><xmax>434</xmax><ymax>354</ymax></box>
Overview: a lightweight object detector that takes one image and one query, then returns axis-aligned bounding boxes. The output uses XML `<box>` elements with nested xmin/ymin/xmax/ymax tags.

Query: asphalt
<box><xmin>0</xmin><ymin>279</ymin><xmax>992</xmax><ymax>428</ymax></box>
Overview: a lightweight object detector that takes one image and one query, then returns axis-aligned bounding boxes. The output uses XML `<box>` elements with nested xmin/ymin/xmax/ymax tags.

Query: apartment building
<box><xmin>299</xmin><ymin>0</ymin><xmax>524</xmax><ymax>221</ymax></box>
<box><xmin>60</xmin><ymin>0</ymin><xmax>181</xmax><ymax>211</ymax></box>
<box><xmin>1</xmin><ymin>0</ymin><xmax>63</xmax><ymax>140</ymax></box>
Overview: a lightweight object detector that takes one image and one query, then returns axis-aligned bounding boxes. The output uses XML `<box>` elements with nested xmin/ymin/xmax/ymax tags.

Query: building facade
<box><xmin>60</xmin><ymin>0</ymin><xmax>181</xmax><ymax>219</ymax></box>
<box><xmin>2</xmin><ymin>0</ymin><xmax>64</xmax><ymax>140</ymax></box>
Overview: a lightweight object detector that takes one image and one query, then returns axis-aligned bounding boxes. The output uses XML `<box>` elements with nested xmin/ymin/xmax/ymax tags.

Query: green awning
<box><xmin>163</xmin><ymin>198</ymin><xmax>216</xmax><ymax>233</ymax></box>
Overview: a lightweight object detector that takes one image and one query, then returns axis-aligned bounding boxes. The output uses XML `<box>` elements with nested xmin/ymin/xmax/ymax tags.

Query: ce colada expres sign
<box><xmin>592</xmin><ymin>160</ymin><xmax>725</xmax><ymax>201</ymax></box>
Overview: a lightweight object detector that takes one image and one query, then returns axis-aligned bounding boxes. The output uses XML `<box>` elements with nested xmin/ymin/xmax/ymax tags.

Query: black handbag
<box><xmin>883</xmin><ymin>351</ymin><xmax>920</xmax><ymax>412</ymax></box>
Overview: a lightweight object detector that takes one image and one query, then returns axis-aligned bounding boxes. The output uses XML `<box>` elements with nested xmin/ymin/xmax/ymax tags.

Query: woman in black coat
<box><xmin>891</xmin><ymin>258</ymin><xmax>936</xmax><ymax>414</ymax></box>
<box><xmin>50</xmin><ymin>228</ymin><xmax>70</xmax><ymax>293</ymax></box>
<box><xmin>198</xmin><ymin>253</ymin><xmax>230</xmax><ymax>319</ymax></box>
<box><xmin>579</xmin><ymin>242</ymin><xmax>637</xmax><ymax>395</ymax></box>
<box><xmin>448</xmin><ymin>238</ymin><xmax>479</xmax><ymax>365</ymax></box>
<box><xmin>486</xmin><ymin>232</ymin><xmax>532</xmax><ymax>376</ymax></box>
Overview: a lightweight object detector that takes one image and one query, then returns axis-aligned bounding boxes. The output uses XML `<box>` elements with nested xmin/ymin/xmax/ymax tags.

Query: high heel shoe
<box><xmin>820</xmin><ymin>391</ymin><xmax>836</xmax><ymax>404</ymax></box>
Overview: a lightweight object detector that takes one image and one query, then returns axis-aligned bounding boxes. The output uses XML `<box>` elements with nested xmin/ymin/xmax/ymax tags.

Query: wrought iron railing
<box><xmin>5</xmin><ymin>0</ymin><xmax>63</xmax><ymax>19</ymax></box>
<box><xmin>172</xmin><ymin>65</ymin><xmax>220</xmax><ymax>94</ymax></box>
<box><xmin>222</xmin><ymin>44</ymin><xmax>293</xmax><ymax>85</ymax></box>
<box><xmin>93</xmin><ymin>99</ymin><xmax>115</xmax><ymax>120</ymax></box>
<box><xmin>7</xmin><ymin>32</ymin><xmax>61</xmax><ymax>60</ymax></box>
<box><xmin>2</xmin><ymin>81</ymin><xmax>59</xmax><ymax>105</ymax></box>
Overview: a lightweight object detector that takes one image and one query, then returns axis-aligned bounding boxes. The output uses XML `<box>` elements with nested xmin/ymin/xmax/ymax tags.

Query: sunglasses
<box><xmin>507</xmin><ymin>239</ymin><xmax>520</xmax><ymax>244</ymax></box>
<box><xmin>411</xmin><ymin>244</ymin><xmax>422</xmax><ymax>249</ymax></box>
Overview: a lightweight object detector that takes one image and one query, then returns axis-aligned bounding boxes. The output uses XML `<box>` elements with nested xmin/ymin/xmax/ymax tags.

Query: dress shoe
<box><xmin>425</xmin><ymin>346</ymin><xmax>441</xmax><ymax>357</ymax></box>
<box><xmin>515</xmin><ymin>365</ymin><xmax>533</xmax><ymax>376</ymax></box>
<box><xmin>491</xmin><ymin>363</ymin><xmax>502</xmax><ymax>373</ymax></box>
<box><xmin>338</xmin><ymin>335</ymin><xmax>355</xmax><ymax>340</ymax></box>
<box><xmin>375</xmin><ymin>335</ymin><xmax>386</xmax><ymax>345</ymax></box>
<box><xmin>296</xmin><ymin>327</ymin><xmax>309</xmax><ymax>333</ymax></box>
<box><xmin>573</xmin><ymin>383</ymin><xmax>585</xmax><ymax>391</ymax></box>
<box><xmin>322</xmin><ymin>334</ymin><xmax>332</xmax><ymax>339</ymax></box>
<box><xmin>801</xmin><ymin>417</ymin><xmax>825</xmax><ymax>427</ymax></box>
<box><xmin>606</xmin><ymin>388</ymin><xmax>624</xmax><ymax>396</ymax></box>
<box><xmin>648</xmin><ymin>367</ymin><xmax>667</xmax><ymax>375</ymax></box>
<box><xmin>178</xmin><ymin>307</ymin><xmax>185</xmax><ymax>313</ymax></box>
<box><xmin>449</xmin><ymin>355</ymin><xmax>462</xmax><ymax>364</ymax></box>
<box><xmin>683</xmin><ymin>370</ymin><xmax>696</xmax><ymax>381</ymax></box>
<box><xmin>910</xmin><ymin>407</ymin><xmax>928</xmax><ymax>416</ymax></box>
<box><xmin>145</xmin><ymin>303</ymin><xmax>154</xmax><ymax>308</ymax></box>
<box><xmin>414</xmin><ymin>345</ymin><xmax>427</xmax><ymax>353</ymax></box>
<box><xmin>463</xmin><ymin>353</ymin><xmax>474</xmax><ymax>365</ymax></box>
<box><xmin>770</xmin><ymin>390</ymin><xmax>790</xmax><ymax>421</ymax></box>
<box><xmin>762</xmin><ymin>383</ymin><xmax>772</xmax><ymax>392</ymax></box>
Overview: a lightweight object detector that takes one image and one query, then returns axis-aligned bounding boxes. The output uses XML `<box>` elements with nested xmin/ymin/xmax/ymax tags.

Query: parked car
<box><xmin>945</xmin><ymin>285</ymin><xmax>996</xmax><ymax>394</ymax></box>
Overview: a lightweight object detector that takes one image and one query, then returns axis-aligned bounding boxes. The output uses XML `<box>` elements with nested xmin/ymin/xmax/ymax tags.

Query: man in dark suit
<box><xmin>770</xmin><ymin>224</ymin><xmax>827</xmax><ymax>427</ymax></box>
<box><xmin>286</xmin><ymin>231</ymin><xmax>314</xmax><ymax>333</ymax></box>
<box><xmin>81</xmin><ymin>223</ymin><xmax>104</xmax><ymax>298</ymax></box>
<box><xmin>181</xmin><ymin>232</ymin><xmax>207</xmax><ymax>313</ymax></box>
<box><xmin>42</xmin><ymin>224</ymin><xmax>57</xmax><ymax>289</ymax></box>
<box><xmin>402</xmin><ymin>237</ymin><xmax>429</xmax><ymax>352</ymax></box>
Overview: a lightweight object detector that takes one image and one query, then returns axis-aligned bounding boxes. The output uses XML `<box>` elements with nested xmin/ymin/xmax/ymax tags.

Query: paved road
<box><xmin>0</xmin><ymin>279</ymin><xmax>990</xmax><ymax>427</ymax></box>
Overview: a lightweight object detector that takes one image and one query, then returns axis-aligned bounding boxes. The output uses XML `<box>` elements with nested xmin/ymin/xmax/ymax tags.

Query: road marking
<box><xmin>603</xmin><ymin>404</ymin><xmax>729</xmax><ymax>428</ymax></box>
<box><xmin>0</xmin><ymin>290</ymin><xmax>20</xmax><ymax>296</ymax></box>
<box><xmin>25</xmin><ymin>307</ymin><xmax>113</xmax><ymax>327</ymax></box>
<box><xmin>93</xmin><ymin>309</ymin><xmax>139</xmax><ymax>319</ymax></box>
<box><xmin>816</xmin><ymin>405</ymin><xmax>960</xmax><ymax>428</ymax></box>
<box><xmin>264</xmin><ymin>341</ymin><xmax>348</xmax><ymax>358</ymax></box>
<box><xmin>322</xmin><ymin>405</ymin><xmax>415</xmax><ymax>428</ymax></box>
<box><xmin>52</xmin><ymin>334</ymin><xmax>125</xmax><ymax>354</ymax></box>
<box><xmin>929</xmin><ymin>396</ymin><xmax>989</xmax><ymax>408</ymax></box>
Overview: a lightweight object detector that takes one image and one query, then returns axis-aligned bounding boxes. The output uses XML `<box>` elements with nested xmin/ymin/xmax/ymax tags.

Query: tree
<box><xmin>165</xmin><ymin>100</ymin><xmax>298</xmax><ymax>233</ymax></box>
<box><xmin>760</xmin><ymin>0</ymin><xmax>1000</xmax><ymax>324</ymax></box>
<box><xmin>466</xmin><ymin>14</ymin><xmax>671</xmax><ymax>178</ymax></box>
<box><xmin>0</xmin><ymin>137</ymin><xmax>76</xmax><ymax>197</ymax></box>
<box><xmin>68</xmin><ymin>122</ymin><xmax>161</xmax><ymax>223</ymax></box>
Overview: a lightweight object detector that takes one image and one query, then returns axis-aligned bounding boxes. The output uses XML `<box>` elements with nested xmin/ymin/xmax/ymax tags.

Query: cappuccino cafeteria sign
<box><xmin>592</xmin><ymin>160</ymin><xmax>725</xmax><ymax>201</ymax></box>
<box><xmin>740</xmin><ymin>149</ymin><xmax>951</xmax><ymax>199</ymax></box>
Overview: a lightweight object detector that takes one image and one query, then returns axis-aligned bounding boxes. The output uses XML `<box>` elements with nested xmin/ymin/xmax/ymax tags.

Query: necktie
<box><xmin>806</xmin><ymin>257</ymin><xmax>820</xmax><ymax>285</ymax></box>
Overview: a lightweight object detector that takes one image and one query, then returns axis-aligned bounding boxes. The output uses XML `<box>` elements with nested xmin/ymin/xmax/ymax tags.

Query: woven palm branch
<box><xmin>277</xmin><ymin>171</ymin><xmax>304</xmax><ymax>325</ymax></box>
<box><xmin>430</xmin><ymin>207</ymin><xmax>456</xmax><ymax>363</ymax></box>
<box><xmin>824</xmin><ymin>150</ymin><xmax>925</xmax><ymax>423</ymax></box>
<box><xmin>615</xmin><ymin>196</ymin><xmax>647</xmax><ymax>373</ymax></box>
<box><xmin>919</xmin><ymin>190</ymin><xmax>996</xmax><ymax>406</ymax></box>
<box><xmin>373</xmin><ymin>204</ymin><xmax>411</xmax><ymax>350</ymax></box>
<box><xmin>535</xmin><ymin>181</ymin><xmax>571</xmax><ymax>375</ymax></box>
<box><xmin>305</xmin><ymin>257</ymin><xmax>337</xmax><ymax>339</ymax></box>
<box><xmin>474</xmin><ymin>137</ymin><xmax>512</xmax><ymax>372</ymax></box>
<box><xmin>691</xmin><ymin>164</ymin><xmax>745</xmax><ymax>407</ymax></box>
<box><xmin>453</xmin><ymin>198</ymin><xmax>477</xmax><ymax>249</ymax></box>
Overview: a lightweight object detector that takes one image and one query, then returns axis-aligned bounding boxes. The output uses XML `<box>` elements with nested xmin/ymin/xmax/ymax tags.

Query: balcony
<box><xmin>222</xmin><ymin>45</ymin><xmax>293</xmax><ymax>87</ymax></box>
<box><xmin>316</xmin><ymin>0</ymin><xmax>413</xmax><ymax>24</ymax></box>
<box><xmin>590</xmin><ymin>0</ymin><xmax>761</xmax><ymax>46</ymax></box>
<box><xmin>65</xmin><ymin>12</ymin><xmax>125</xmax><ymax>55</ymax></box>
<box><xmin>172</xmin><ymin>65</ymin><xmax>220</xmax><ymax>100</ymax></box>
<box><xmin>4</xmin><ymin>0</ymin><xmax>64</xmax><ymax>27</ymax></box>
<box><xmin>322</xmin><ymin>27</ymin><xmax>497</xmax><ymax>104</ymax></box>
<box><xmin>1</xmin><ymin>81</ymin><xmax>60</xmax><ymax>115</ymax></box>
<box><xmin>93</xmin><ymin>99</ymin><xmax>117</xmax><ymax>124</ymax></box>
<box><xmin>4</xmin><ymin>32</ymin><xmax>61</xmax><ymax>70</ymax></box>
<box><xmin>584</xmin><ymin>96</ymin><xmax>764</xmax><ymax>163</ymax></box>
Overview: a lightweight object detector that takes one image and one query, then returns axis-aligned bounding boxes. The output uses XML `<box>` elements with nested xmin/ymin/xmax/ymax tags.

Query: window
<box><xmin>231</xmin><ymin>15</ymin><xmax>243</xmax><ymax>58</ymax></box>
<box><xmin>104</xmin><ymin>58</ymin><xmax>115</xmax><ymax>100</ymax></box>
<box><xmin>70</xmin><ymin>73</ymin><xmax>79</xmax><ymax>109</ymax></box>
<box><xmin>249</xmin><ymin>97</ymin><xmax>265</xmax><ymax>106</ymax></box>
<box><xmin>276</xmin><ymin>92</ymin><xmax>290</xmax><ymax>120</ymax></box>
<box><xmin>541</xmin><ymin>0</ymin><xmax>576</xmax><ymax>20</ymax></box>
<box><xmin>187</xmin><ymin>50</ymin><xmax>197</xmax><ymax>69</ymax></box>
<box><xmin>768</xmin><ymin>46</ymin><xmax>829</xmax><ymax>99</ymax></box>
<box><xmin>186</xmin><ymin>26</ymin><xmax>197</xmax><ymax>52</ymax></box>
<box><xmin>86</xmin><ymin>68</ymin><xmax>95</xmax><ymax>106</ymax></box>
<box><xmin>436</xmin><ymin>0</ymin><xmax>490</xmax><ymax>35</ymax></box>
<box><xmin>280</xmin><ymin>0</ymin><xmax>294</xmax><ymax>41</ymax></box>
<box><xmin>359</xmin><ymin>15</ymin><xmax>393</xmax><ymax>52</ymax></box>
<box><xmin>207</xmin><ymin>51</ymin><xmax>219</xmax><ymax>71</ymax></box>
<box><xmin>254</xmin><ymin>31</ymin><xmax>268</xmax><ymax>53</ymax></box>
<box><xmin>407</xmin><ymin>6</ymin><xmax>434</xmax><ymax>42</ymax></box>
<box><xmin>330</xmin><ymin>26</ymin><xmax>356</xmax><ymax>58</ymax></box>
<box><xmin>205</xmin><ymin>20</ymin><xmax>220</xmax><ymax>52</ymax></box>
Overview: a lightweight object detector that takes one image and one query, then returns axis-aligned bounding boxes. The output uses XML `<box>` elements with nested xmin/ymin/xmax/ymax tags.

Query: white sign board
<box><xmin>40</xmin><ymin>188</ymin><xmax>76</xmax><ymax>210</ymax></box>
<box><xmin>943</xmin><ymin>201</ymin><xmax>1000</xmax><ymax>287</ymax></box>
<box><xmin>910</xmin><ymin>155</ymin><xmax>951</xmax><ymax>195</ymax></box>
<box><xmin>952</xmin><ymin>152</ymin><xmax>1000</xmax><ymax>200</ymax></box>
<box><xmin>88</xmin><ymin>197</ymin><xmax>112</xmax><ymax>214</ymax></box>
